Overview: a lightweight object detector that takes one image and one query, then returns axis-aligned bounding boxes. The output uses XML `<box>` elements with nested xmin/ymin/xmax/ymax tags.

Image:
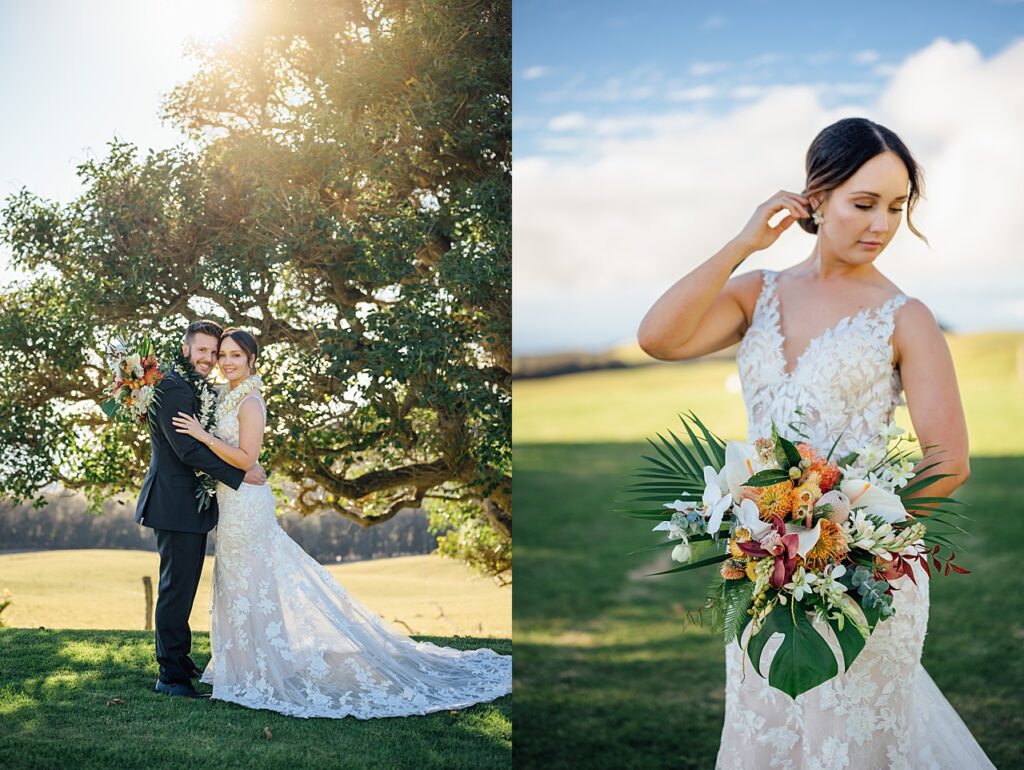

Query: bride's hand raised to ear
<box><xmin>733</xmin><ymin>190</ymin><xmax>811</xmax><ymax>253</ymax></box>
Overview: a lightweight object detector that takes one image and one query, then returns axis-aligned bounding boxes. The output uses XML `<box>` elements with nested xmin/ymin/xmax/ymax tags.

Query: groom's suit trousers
<box><xmin>153</xmin><ymin>528</ymin><xmax>207</xmax><ymax>684</ymax></box>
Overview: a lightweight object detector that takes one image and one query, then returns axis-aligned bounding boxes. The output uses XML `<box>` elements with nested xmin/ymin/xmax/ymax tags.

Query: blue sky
<box><xmin>513</xmin><ymin>1</ymin><xmax>1024</xmax><ymax>354</ymax></box>
<box><xmin>0</xmin><ymin>0</ymin><xmax>244</xmax><ymax>282</ymax></box>
<box><xmin>0</xmin><ymin>1</ymin><xmax>247</xmax><ymax>199</ymax></box>
<box><xmin>514</xmin><ymin>0</ymin><xmax>1024</xmax><ymax>158</ymax></box>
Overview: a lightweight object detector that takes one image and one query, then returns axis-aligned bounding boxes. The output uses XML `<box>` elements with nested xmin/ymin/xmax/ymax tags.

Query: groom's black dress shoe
<box><xmin>154</xmin><ymin>679</ymin><xmax>210</xmax><ymax>699</ymax></box>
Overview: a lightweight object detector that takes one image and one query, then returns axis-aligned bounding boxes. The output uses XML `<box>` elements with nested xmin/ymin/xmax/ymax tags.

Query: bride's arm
<box><xmin>637</xmin><ymin>190</ymin><xmax>810</xmax><ymax>361</ymax></box>
<box><xmin>173</xmin><ymin>397</ymin><xmax>265</xmax><ymax>471</ymax></box>
<box><xmin>894</xmin><ymin>299</ymin><xmax>971</xmax><ymax>507</ymax></box>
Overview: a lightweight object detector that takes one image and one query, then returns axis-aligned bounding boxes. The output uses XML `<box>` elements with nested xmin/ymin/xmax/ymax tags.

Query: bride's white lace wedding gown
<box><xmin>199</xmin><ymin>384</ymin><xmax>511</xmax><ymax>719</ymax></box>
<box><xmin>716</xmin><ymin>271</ymin><xmax>995</xmax><ymax>769</ymax></box>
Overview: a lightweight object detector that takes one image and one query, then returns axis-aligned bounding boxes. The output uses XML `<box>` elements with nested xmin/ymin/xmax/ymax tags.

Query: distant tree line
<box><xmin>0</xmin><ymin>495</ymin><xmax>435</xmax><ymax>564</ymax></box>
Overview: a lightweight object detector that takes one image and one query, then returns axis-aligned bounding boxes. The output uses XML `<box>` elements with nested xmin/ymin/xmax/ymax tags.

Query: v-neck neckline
<box><xmin>762</xmin><ymin>271</ymin><xmax>905</xmax><ymax>379</ymax></box>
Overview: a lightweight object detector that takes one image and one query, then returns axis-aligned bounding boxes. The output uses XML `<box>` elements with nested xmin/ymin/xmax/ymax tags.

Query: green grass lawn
<box><xmin>513</xmin><ymin>334</ymin><xmax>1024</xmax><ymax>769</ymax></box>
<box><xmin>513</xmin><ymin>445</ymin><xmax>1021</xmax><ymax>769</ymax></box>
<box><xmin>0</xmin><ymin>630</ymin><xmax>511</xmax><ymax>770</ymax></box>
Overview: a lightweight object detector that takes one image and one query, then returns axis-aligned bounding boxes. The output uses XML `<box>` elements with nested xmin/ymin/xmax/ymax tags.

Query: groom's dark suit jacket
<box><xmin>135</xmin><ymin>371</ymin><xmax>245</xmax><ymax>533</ymax></box>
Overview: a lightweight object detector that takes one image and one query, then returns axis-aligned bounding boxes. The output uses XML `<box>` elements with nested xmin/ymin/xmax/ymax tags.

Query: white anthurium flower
<box><xmin>732</xmin><ymin>498</ymin><xmax>771</xmax><ymax>540</ymax></box>
<box><xmin>840</xmin><ymin>478</ymin><xmax>908</xmax><ymax>523</ymax></box>
<box><xmin>789</xmin><ymin>519</ymin><xmax>825</xmax><ymax>558</ymax></box>
<box><xmin>722</xmin><ymin>441</ymin><xmax>767</xmax><ymax>501</ymax></box>
<box><xmin>702</xmin><ymin>466</ymin><xmax>732</xmax><ymax>536</ymax></box>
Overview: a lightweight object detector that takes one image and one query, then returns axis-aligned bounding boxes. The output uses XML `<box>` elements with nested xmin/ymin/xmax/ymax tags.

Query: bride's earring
<box><xmin>812</xmin><ymin>209</ymin><xmax>825</xmax><ymax>226</ymax></box>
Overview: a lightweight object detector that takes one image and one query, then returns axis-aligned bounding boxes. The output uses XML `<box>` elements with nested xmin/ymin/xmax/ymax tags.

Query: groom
<box><xmin>136</xmin><ymin>319</ymin><xmax>267</xmax><ymax>698</ymax></box>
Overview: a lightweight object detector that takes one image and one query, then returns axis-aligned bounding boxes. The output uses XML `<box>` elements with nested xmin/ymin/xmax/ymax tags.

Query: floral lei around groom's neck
<box><xmin>170</xmin><ymin>352</ymin><xmax>218</xmax><ymax>433</ymax></box>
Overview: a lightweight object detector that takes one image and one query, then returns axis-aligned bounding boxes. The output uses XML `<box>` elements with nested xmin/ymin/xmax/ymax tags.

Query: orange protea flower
<box><xmin>728</xmin><ymin>527</ymin><xmax>751</xmax><ymax>558</ymax></box>
<box><xmin>755</xmin><ymin>481</ymin><xmax>795</xmax><ymax>522</ymax></box>
<box><xmin>803</xmin><ymin>519</ymin><xmax>849</xmax><ymax>571</ymax></box>
<box><xmin>720</xmin><ymin>559</ymin><xmax>747</xmax><ymax>580</ymax></box>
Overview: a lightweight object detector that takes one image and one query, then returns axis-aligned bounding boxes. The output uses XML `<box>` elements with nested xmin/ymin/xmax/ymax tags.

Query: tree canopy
<box><xmin>0</xmin><ymin>0</ymin><xmax>510</xmax><ymax>575</ymax></box>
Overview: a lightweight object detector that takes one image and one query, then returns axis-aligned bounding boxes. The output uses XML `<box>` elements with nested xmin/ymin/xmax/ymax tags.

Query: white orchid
<box><xmin>783</xmin><ymin>566</ymin><xmax>817</xmax><ymax>601</ymax></box>
<box><xmin>878</xmin><ymin>422</ymin><xmax>906</xmax><ymax>445</ymax></box>
<box><xmin>701</xmin><ymin>465</ymin><xmax>732</xmax><ymax>536</ymax></box>
<box><xmin>813</xmin><ymin>564</ymin><xmax>849</xmax><ymax>601</ymax></box>
<box><xmin>855</xmin><ymin>442</ymin><xmax>886</xmax><ymax>469</ymax></box>
<box><xmin>652</xmin><ymin>517</ymin><xmax>688</xmax><ymax>541</ymax></box>
<box><xmin>840</xmin><ymin>478</ymin><xmax>908</xmax><ymax>523</ymax></box>
<box><xmin>663</xmin><ymin>499</ymin><xmax>697</xmax><ymax>514</ymax></box>
<box><xmin>888</xmin><ymin>460</ymin><xmax>916</xmax><ymax>489</ymax></box>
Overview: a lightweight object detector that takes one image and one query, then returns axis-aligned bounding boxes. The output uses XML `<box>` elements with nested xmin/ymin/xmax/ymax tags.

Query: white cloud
<box><xmin>746</xmin><ymin>52</ymin><xmax>783</xmax><ymax>68</ymax></box>
<box><xmin>548</xmin><ymin>112</ymin><xmax>589</xmax><ymax>131</ymax></box>
<box><xmin>702</xmin><ymin>15</ymin><xmax>725</xmax><ymax>30</ymax></box>
<box><xmin>730</xmin><ymin>85</ymin><xmax>765</xmax><ymax>100</ymax></box>
<box><xmin>666</xmin><ymin>85</ymin><xmax>718</xmax><ymax>101</ymax></box>
<box><xmin>690</xmin><ymin>61</ymin><xmax>731</xmax><ymax>77</ymax></box>
<box><xmin>513</xmin><ymin>38</ymin><xmax>1024</xmax><ymax>351</ymax></box>
<box><xmin>523</xmin><ymin>66</ymin><xmax>550</xmax><ymax>81</ymax></box>
<box><xmin>853</xmin><ymin>49</ymin><xmax>881</xmax><ymax>64</ymax></box>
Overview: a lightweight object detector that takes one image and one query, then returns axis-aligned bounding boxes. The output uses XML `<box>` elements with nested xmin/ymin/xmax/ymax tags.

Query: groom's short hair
<box><xmin>184</xmin><ymin>319</ymin><xmax>224</xmax><ymax>345</ymax></box>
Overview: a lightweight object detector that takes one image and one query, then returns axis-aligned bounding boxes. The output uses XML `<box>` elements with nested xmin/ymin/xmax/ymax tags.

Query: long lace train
<box><xmin>201</xmin><ymin>389</ymin><xmax>511</xmax><ymax>719</ymax></box>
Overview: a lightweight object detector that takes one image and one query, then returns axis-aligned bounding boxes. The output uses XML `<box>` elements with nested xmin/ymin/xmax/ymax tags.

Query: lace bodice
<box><xmin>213</xmin><ymin>389</ymin><xmax>265</xmax><ymax>448</ymax></box>
<box><xmin>718</xmin><ymin>271</ymin><xmax>994</xmax><ymax>769</ymax></box>
<box><xmin>736</xmin><ymin>270</ymin><xmax>908</xmax><ymax>458</ymax></box>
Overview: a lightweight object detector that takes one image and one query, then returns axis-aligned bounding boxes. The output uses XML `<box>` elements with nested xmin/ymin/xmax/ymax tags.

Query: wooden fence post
<box><xmin>142</xmin><ymin>576</ymin><xmax>153</xmax><ymax>631</ymax></box>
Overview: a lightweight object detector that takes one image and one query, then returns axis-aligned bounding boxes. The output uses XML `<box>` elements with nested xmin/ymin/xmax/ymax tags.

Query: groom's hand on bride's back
<box><xmin>243</xmin><ymin>464</ymin><xmax>268</xmax><ymax>485</ymax></box>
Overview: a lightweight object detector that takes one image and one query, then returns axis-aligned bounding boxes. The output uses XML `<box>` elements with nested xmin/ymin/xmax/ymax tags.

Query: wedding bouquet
<box><xmin>102</xmin><ymin>335</ymin><xmax>164</xmax><ymax>423</ymax></box>
<box><xmin>625</xmin><ymin>413</ymin><xmax>969</xmax><ymax>698</ymax></box>
<box><xmin>102</xmin><ymin>334</ymin><xmax>219</xmax><ymax>510</ymax></box>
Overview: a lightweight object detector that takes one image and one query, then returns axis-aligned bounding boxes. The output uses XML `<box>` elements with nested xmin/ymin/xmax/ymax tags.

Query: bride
<box><xmin>171</xmin><ymin>327</ymin><xmax>511</xmax><ymax>719</ymax></box>
<box><xmin>637</xmin><ymin>118</ymin><xmax>994</xmax><ymax>768</ymax></box>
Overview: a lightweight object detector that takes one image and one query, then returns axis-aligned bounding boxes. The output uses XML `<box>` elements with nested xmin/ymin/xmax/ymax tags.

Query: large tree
<box><xmin>0</xmin><ymin>0</ymin><xmax>510</xmax><ymax>575</ymax></box>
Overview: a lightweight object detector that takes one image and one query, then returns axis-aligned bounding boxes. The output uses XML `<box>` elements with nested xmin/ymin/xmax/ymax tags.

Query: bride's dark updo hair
<box><xmin>221</xmin><ymin>327</ymin><xmax>259</xmax><ymax>374</ymax></box>
<box><xmin>800</xmin><ymin>117</ymin><xmax>926</xmax><ymax>241</ymax></box>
